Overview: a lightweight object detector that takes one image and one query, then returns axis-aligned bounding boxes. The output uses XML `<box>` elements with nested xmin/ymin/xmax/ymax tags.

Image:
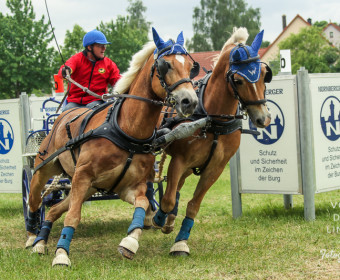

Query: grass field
<box><xmin>0</xmin><ymin>164</ymin><xmax>340</xmax><ymax>279</ymax></box>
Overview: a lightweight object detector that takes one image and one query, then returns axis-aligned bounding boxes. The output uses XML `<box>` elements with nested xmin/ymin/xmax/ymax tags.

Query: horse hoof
<box><xmin>161</xmin><ymin>224</ymin><xmax>174</xmax><ymax>234</ymax></box>
<box><xmin>32</xmin><ymin>241</ymin><xmax>48</xmax><ymax>255</ymax></box>
<box><xmin>25</xmin><ymin>235</ymin><xmax>37</xmax><ymax>249</ymax></box>
<box><xmin>169</xmin><ymin>240</ymin><xmax>190</xmax><ymax>256</ymax></box>
<box><xmin>143</xmin><ymin>225</ymin><xmax>152</xmax><ymax>230</ymax></box>
<box><xmin>52</xmin><ymin>248</ymin><xmax>71</xmax><ymax>267</ymax></box>
<box><xmin>118</xmin><ymin>246</ymin><xmax>135</xmax><ymax>260</ymax></box>
<box><xmin>170</xmin><ymin>251</ymin><xmax>189</xmax><ymax>257</ymax></box>
<box><xmin>118</xmin><ymin>236</ymin><xmax>139</xmax><ymax>260</ymax></box>
<box><xmin>151</xmin><ymin>218</ymin><xmax>162</xmax><ymax>229</ymax></box>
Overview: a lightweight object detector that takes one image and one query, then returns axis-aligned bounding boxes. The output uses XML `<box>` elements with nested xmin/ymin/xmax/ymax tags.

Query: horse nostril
<box><xmin>181</xmin><ymin>98</ymin><xmax>190</xmax><ymax>106</ymax></box>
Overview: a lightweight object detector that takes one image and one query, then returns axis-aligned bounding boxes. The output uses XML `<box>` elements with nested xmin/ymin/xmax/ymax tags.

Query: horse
<box><xmin>25</xmin><ymin>27</ymin><xmax>199</xmax><ymax>267</ymax></box>
<box><xmin>151</xmin><ymin>27</ymin><xmax>272</xmax><ymax>255</ymax></box>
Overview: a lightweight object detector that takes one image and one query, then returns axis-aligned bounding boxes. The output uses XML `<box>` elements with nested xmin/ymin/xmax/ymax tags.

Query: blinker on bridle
<box><xmin>226</xmin><ymin>43</ymin><xmax>272</xmax><ymax>110</ymax></box>
<box><xmin>150</xmin><ymin>45</ymin><xmax>200</xmax><ymax>106</ymax></box>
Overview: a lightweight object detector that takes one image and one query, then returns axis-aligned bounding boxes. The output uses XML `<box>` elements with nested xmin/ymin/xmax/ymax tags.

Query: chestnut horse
<box><xmin>152</xmin><ymin>28</ymin><xmax>272</xmax><ymax>255</ymax></box>
<box><xmin>25</xmin><ymin>28</ymin><xmax>198</xmax><ymax>266</ymax></box>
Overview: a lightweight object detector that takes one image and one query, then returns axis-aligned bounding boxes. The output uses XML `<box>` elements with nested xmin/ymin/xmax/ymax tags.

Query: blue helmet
<box><xmin>83</xmin><ymin>29</ymin><xmax>111</xmax><ymax>47</ymax></box>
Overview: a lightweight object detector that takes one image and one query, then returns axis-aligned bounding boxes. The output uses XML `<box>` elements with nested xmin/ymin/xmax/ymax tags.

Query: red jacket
<box><xmin>58</xmin><ymin>51</ymin><xmax>121</xmax><ymax>104</ymax></box>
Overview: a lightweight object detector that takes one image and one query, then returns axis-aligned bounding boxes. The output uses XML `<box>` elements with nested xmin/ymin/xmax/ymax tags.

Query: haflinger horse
<box><xmin>25</xmin><ymin>27</ymin><xmax>199</xmax><ymax>267</ymax></box>
<box><xmin>152</xmin><ymin>28</ymin><xmax>272</xmax><ymax>255</ymax></box>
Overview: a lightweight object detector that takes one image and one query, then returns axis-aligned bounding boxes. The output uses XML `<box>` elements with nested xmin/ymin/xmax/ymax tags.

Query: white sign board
<box><xmin>238</xmin><ymin>76</ymin><xmax>302</xmax><ymax>194</ymax></box>
<box><xmin>0</xmin><ymin>99</ymin><xmax>23</xmax><ymax>192</ymax></box>
<box><xmin>309</xmin><ymin>74</ymin><xmax>340</xmax><ymax>192</ymax></box>
<box><xmin>280</xmin><ymin>50</ymin><xmax>292</xmax><ymax>73</ymax></box>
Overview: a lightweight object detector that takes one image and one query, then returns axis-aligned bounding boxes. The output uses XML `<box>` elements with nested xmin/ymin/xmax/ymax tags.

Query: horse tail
<box><xmin>155</xmin><ymin>151</ymin><xmax>167</xmax><ymax>183</ymax></box>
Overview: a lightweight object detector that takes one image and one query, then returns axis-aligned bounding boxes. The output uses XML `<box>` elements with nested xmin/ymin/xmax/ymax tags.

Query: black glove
<box><xmin>61</xmin><ymin>65</ymin><xmax>71</xmax><ymax>78</ymax></box>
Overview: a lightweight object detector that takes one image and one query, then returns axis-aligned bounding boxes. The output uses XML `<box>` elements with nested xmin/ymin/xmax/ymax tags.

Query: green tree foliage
<box><xmin>187</xmin><ymin>0</ymin><xmax>261</xmax><ymax>52</ymax></box>
<box><xmin>0</xmin><ymin>0</ymin><xmax>56</xmax><ymax>99</ymax></box>
<box><xmin>279</xmin><ymin>26</ymin><xmax>340</xmax><ymax>73</ymax></box>
<box><xmin>59</xmin><ymin>24</ymin><xmax>86</xmax><ymax>64</ymax></box>
<box><xmin>99</xmin><ymin>0</ymin><xmax>150</xmax><ymax>72</ymax></box>
<box><xmin>313</xmin><ymin>20</ymin><xmax>328</xmax><ymax>28</ymax></box>
<box><xmin>58</xmin><ymin>0</ymin><xmax>150</xmax><ymax>73</ymax></box>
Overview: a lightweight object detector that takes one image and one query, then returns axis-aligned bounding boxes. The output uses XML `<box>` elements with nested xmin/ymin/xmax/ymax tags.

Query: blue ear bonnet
<box><xmin>229</xmin><ymin>30</ymin><xmax>264</xmax><ymax>83</ymax></box>
<box><xmin>152</xmin><ymin>27</ymin><xmax>187</xmax><ymax>59</ymax></box>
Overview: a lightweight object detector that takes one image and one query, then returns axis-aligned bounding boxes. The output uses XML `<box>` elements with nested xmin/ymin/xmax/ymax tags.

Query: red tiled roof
<box><xmin>191</xmin><ymin>48</ymin><xmax>267</xmax><ymax>80</ymax></box>
<box><xmin>323</xmin><ymin>22</ymin><xmax>340</xmax><ymax>33</ymax></box>
<box><xmin>191</xmin><ymin>51</ymin><xmax>220</xmax><ymax>80</ymax></box>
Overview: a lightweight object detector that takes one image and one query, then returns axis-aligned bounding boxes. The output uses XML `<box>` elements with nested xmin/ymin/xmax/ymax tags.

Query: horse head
<box><xmin>151</xmin><ymin>27</ymin><xmax>198</xmax><ymax>117</ymax></box>
<box><xmin>225</xmin><ymin>29</ymin><xmax>271</xmax><ymax>128</ymax></box>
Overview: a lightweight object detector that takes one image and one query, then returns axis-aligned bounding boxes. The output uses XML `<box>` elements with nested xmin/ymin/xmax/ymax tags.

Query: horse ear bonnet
<box><xmin>229</xmin><ymin>30</ymin><xmax>265</xmax><ymax>83</ymax></box>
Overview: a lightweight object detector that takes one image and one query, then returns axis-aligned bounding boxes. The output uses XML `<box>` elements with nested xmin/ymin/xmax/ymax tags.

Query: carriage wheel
<box><xmin>22</xmin><ymin>165</ymin><xmax>45</xmax><ymax>230</ymax></box>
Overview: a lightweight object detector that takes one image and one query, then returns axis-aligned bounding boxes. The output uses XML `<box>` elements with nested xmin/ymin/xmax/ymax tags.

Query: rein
<box><xmin>64</xmin><ymin>75</ymin><xmax>166</xmax><ymax>107</ymax></box>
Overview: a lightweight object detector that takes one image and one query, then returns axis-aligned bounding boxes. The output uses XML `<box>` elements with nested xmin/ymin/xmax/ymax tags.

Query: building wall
<box><xmin>262</xmin><ymin>16</ymin><xmax>310</xmax><ymax>64</ymax></box>
<box><xmin>323</xmin><ymin>25</ymin><xmax>340</xmax><ymax>48</ymax></box>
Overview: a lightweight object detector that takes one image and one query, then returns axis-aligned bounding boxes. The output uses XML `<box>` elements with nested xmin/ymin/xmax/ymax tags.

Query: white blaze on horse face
<box><xmin>252</xmin><ymin>83</ymin><xmax>258</xmax><ymax>97</ymax></box>
<box><xmin>175</xmin><ymin>55</ymin><xmax>185</xmax><ymax>65</ymax></box>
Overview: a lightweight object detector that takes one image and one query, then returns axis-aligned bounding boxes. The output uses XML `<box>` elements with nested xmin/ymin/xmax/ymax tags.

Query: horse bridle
<box><xmin>150</xmin><ymin>45</ymin><xmax>200</xmax><ymax>106</ymax></box>
<box><xmin>226</xmin><ymin>43</ymin><xmax>272</xmax><ymax>110</ymax></box>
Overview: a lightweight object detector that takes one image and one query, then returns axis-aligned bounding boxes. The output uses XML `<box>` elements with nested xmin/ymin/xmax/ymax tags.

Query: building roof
<box><xmin>261</xmin><ymin>14</ymin><xmax>311</xmax><ymax>59</ymax></box>
<box><xmin>191</xmin><ymin>48</ymin><xmax>267</xmax><ymax>80</ymax></box>
<box><xmin>323</xmin><ymin>22</ymin><xmax>340</xmax><ymax>33</ymax></box>
<box><xmin>190</xmin><ymin>51</ymin><xmax>220</xmax><ymax>80</ymax></box>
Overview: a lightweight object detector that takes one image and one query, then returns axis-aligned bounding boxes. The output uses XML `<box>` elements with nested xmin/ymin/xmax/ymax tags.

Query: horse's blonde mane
<box><xmin>113</xmin><ymin>41</ymin><xmax>156</xmax><ymax>94</ymax></box>
<box><xmin>213</xmin><ymin>27</ymin><xmax>249</xmax><ymax>67</ymax></box>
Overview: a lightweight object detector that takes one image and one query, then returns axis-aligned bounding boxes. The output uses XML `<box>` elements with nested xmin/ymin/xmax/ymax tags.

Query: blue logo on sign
<box><xmin>320</xmin><ymin>96</ymin><xmax>340</xmax><ymax>141</ymax></box>
<box><xmin>0</xmin><ymin>118</ymin><xmax>14</xmax><ymax>154</ymax></box>
<box><xmin>249</xmin><ymin>100</ymin><xmax>284</xmax><ymax>145</ymax></box>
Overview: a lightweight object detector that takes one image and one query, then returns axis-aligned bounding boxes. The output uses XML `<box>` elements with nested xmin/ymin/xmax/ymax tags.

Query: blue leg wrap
<box><xmin>153</xmin><ymin>208</ymin><xmax>168</xmax><ymax>227</ymax></box>
<box><xmin>56</xmin><ymin>226</ymin><xmax>75</xmax><ymax>255</ymax></box>
<box><xmin>26</xmin><ymin>210</ymin><xmax>40</xmax><ymax>235</ymax></box>
<box><xmin>169</xmin><ymin>191</ymin><xmax>180</xmax><ymax>216</ymax></box>
<box><xmin>33</xmin><ymin>221</ymin><xmax>53</xmax><ymax>246</ymax></box>
<box><xmin>175</xmin><ymin>217</ymin><xmax>194</xmax><ymax>242</ymax></box>
<box><xmin>127</xmin><ymin>207</ymin><xmax>146</xmax><ymax>234</ymax></box>
<box><xmin>146</xmin><ymin>182</ymin><xmax>157</xmax><ymax>211</ymax></box>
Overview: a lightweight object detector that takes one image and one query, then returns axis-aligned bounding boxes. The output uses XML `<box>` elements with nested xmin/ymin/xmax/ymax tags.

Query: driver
<box><xmin>58</xmin><ymin>29</ymin><xmax>121</xmax><ymax>111</ymax></box>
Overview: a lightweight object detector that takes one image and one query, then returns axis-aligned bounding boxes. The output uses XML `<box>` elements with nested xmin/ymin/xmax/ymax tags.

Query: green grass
<box><xmin>1</xmin><ymin>164</ymin><xmax>340</xmax><ymax>279</ymax></box>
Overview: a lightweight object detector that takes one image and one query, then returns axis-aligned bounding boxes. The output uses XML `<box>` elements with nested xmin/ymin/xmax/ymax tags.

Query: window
<box><xmin>330</xmin><ymin>31</ymin><xmax>334</xmax><ymax>38</ymax></box>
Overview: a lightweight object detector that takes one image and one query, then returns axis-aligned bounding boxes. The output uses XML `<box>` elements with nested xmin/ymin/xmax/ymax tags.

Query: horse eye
<box><xmin>234</xmin><ymin>79</ymin><xmax>243</xmax><ymax>85</ymax></box>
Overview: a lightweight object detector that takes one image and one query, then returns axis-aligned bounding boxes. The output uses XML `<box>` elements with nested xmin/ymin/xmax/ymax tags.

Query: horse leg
<box><xmin>118</xmin><ymin>192</ymin><xmax>149</xmax><ymax>260</ymax></box>
<box><xmin>26</xmin><ymin>164</ymin><xmax>60</xmax><ymax>248</ymax></box>
<box><xmin>31</xmin><ymin>195</ymin><xmax>70</xmax><ymax>255</ymax></box>
<box><xmin>152</xmin><ymin>157</ymin><xmax>186</xmax><ymax>229</ymax></box>
<box><xmin>170</xmin><ymin>165</ymin><xmax>225</xmax><ymax>256</ymax></box>
<box><xmin>144</xmin><ymin>181</ymin><xmax>157</xmax><ymax>229</ymax></box>
<box><xmin>51</xmin><ymin>170</ymin><xmax>91</xmax><ymax>267</ymax></box>
<box><xmin>32</xmin><ymin>188</ymin><xmax>97</xmax><ymax>255</ymax></box>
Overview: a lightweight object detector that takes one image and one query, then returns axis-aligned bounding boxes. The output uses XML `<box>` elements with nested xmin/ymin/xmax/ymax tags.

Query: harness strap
<box><xmin>192</xmin><ymin>133</ymin><xmax>218</xmax><ymax>176</ymax></box>
<box><xmin>33</xmin><ymin>129</ymin><xmax>94</xmax><ymax>174</ymax></box>
<box><xmin>107</xmin><ymin>152</ymin><xmax>134</xmax><ymax>194</ymax></box>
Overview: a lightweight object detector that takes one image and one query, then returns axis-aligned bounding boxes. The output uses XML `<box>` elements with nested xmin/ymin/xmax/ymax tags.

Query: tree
<box><xmin>98</xmin><ymin>0</ymin><xmax>150</xmax><ymax>72</ymax></box>
<box><xmin>278</xmin><ymin>26</ymin><xmax>340</xmax><ymax>73</ymax></box>
<box><xmin>59</xmin><ymin>24</ymin><xmax>86</xmax><ymax>65</ymax></box>
<box><xmin>59</xmin><ymin>0</ymin><xmax>150</xmax><ymax>73</ymax></box>
<box><xmin>0</xmin><ymin>0</ymin><xmax>56</xmax><ymax>99</ymax></box>
<box><xmin>187</xmin><ymin>0</ymin><xmax>261</xmax><ymax>52</ymax></box>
